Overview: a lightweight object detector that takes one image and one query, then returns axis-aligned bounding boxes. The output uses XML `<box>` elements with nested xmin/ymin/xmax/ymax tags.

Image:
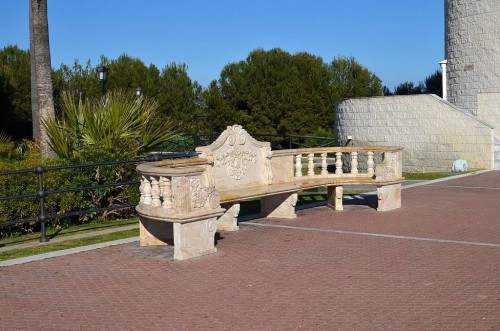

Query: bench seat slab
<box><xmin>219</xmin><ymin>183</ymin><xmax>299</xmax><ymax>203</ymax></box>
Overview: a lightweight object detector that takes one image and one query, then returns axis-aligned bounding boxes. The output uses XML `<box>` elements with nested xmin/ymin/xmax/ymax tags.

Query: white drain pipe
<box><xmin>439</xmin><ymin>59</ymin><xmax>447</xmax><ymax>101</ymax></box>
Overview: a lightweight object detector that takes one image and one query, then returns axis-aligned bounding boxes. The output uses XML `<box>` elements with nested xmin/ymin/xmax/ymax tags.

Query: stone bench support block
<box><xmin>327</xmin><ymin>186</ymin><xmax>343</xmax><ymax>211</ymax></box>
<box><xmin>377</xmin><ymin>183</ymin><xmax>402</xmax><ymax>211</ymax></box>
<box><xmin>218</xmin><ymin>203</ymin><xmax>240</xmax><ymax>232</ymax></box>
<box><xmin>261</xmin><ymin>193</ymin><xmax>298</xmax><ymax>219</ymax></box>
<box><xmin>139</xmin><ymin>217</ymin><xmax>174</xmax><ymax>246</ymax></box>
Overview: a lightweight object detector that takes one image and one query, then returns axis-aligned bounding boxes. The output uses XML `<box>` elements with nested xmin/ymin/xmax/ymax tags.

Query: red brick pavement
<box><xmin>1</xmin><ymin>171</ymin><xmax>499</xmax><ymax>330</ymax></box>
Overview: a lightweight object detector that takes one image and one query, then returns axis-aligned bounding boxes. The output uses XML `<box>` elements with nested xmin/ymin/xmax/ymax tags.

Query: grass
<box><xmin>0</xmin><ymin>229</ymin><xmax>138</xmax><ymax>261</ymax></box>
<box><xmin>0</xmin><ymin>218</ymin><xmax>137</xmax><ymax>248</ymax></box>
<box><xmin>403</xmin><ymin>172</ymin><xmax>467</xmax><ymax>180</ymax></box>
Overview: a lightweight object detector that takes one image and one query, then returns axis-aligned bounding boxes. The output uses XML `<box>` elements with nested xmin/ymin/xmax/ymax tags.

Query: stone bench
<box><xmin>136</xmin><ymin>125</ymin><xmax>403</xmax><ymax>260</ymax></box>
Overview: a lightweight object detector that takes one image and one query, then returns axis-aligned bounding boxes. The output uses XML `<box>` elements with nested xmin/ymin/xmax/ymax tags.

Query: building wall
<box><xmin>445</xmin><ymin>0</ymin><xmax>500</xmax><ymax>115</ymax></box>
<box><xmin>477</xmin><ymin>93</ymin><xmax>500</xmax><ymax>137</ymax></box>
<box><xmin>334</xmin><ymin>95</ymin><xmax>494</xmax><ymax>173</ymax></box>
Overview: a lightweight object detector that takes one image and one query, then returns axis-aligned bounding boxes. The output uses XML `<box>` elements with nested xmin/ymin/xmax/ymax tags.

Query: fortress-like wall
<box><xmin>477</xmin><ymin>93</ymin><xmax>500</xmax><ymax>137</ymax></box>
<box><xmin>445</xmin><ymin>0</ymin><xmax>500</xmax><ymax>114</ymax></box>
<box><xmin>334</xmin><ymin>95</ymin><xmax>495</xmax><ymax>173</ymax></box>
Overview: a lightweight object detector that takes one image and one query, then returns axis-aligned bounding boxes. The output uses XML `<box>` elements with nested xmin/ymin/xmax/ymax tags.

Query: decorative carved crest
<box><xmin>196</xmin><ymin>125</ymin><xmax>273</xmax><ymax>183</ymax></box>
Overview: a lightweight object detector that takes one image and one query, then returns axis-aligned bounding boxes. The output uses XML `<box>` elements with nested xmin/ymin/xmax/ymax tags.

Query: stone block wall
<box><xmin>334</xmin><ymin>94</ymin><xmax>495</xmax><ymax>173</ymax></box>
<box><xmin>477</xmin><ymin>93</ymin><xmax>500</xmax><ymax>137</ymax></box>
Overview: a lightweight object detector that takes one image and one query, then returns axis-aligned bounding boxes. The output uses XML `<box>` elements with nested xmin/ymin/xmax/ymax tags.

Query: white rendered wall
<box><xmin>334</xmin><ymin>95</ymin><xmax>495</xmax><ymax>173</ymax></box>
<box><xmin>477</xmin><ymin>93</ymin><xmax>500</xmax><ymax>137</ymax></box>
<box><xmin>445</xmin><ymin>0</ymin><xmax>500</xmax><ymax>115</ymax></box>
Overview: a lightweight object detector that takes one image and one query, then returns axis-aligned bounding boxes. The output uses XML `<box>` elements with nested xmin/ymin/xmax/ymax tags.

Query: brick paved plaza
<box><xmin>1</xmin><ymin>171</ymin><xmax>499</xmax><ymax>330</ymax></box>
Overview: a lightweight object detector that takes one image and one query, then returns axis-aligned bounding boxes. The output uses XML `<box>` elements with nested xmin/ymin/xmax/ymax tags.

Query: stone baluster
<box><xmin>158</xmin><ymin>176</ymin><xmax>164</xmax><ymax>198</ymax></box>
<box><xmin>351</xmin><ymin>151</ymin><xmax>358</xmax><ymax>174</ymax></box>
<box><xmin>139</xmin><ymin>176</ymin><xmax>145</xmax><ymax>204</ymax></box>
<box><xmin>161</xmin><ymin>176</ymin><xmax>173</xmax><ymax>209</ymax></box>
<box><xmin>142</xmin><ymin>175</ymin><xmax>152</xmax><ymax>205</ymax></box>
<box><xmin>321</xmin><ymin>153</ymin><xmax>328</xmax><ymax>175</ymax></box>
<box><xmin>295</xmin><ymin>154</ymin><xmax>302</xmax><ymax>177</ymax></box>
<box><xmin>307</xmin><ymin>153</ymin><xmax>315</xmax><ymax>176</ymax></box>
<box><xmin>335</xmin><ymin>152</ymin><xmax>343</xmax><ymax>174</ymax></box>
<box><xmin>367</xmin><ymin>151</ymin><xmax>375</xmax><ymax>175</ymax></box>
<box><xmin>150</xmin><ymin>176</ymin><xmax>161</xmax><ymax>207</ymax></box>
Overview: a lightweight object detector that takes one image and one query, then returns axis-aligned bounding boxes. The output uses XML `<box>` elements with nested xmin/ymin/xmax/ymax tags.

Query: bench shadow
<box><xmin>214</xmin><ymin>232</ymin><xmax>225</xmax><ymax>247</ymax></box>
<box><xmin>343</xmin><ymin>194</ymin><xmax>378</xmax><ymax>210</ymax></box>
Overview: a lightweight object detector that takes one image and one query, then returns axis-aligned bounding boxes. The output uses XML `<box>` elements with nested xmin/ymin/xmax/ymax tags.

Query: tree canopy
<box><xmin>1</xmin><ymin>46</ymin><xmax>386</xmax><ymax>142</ymax></box>
<box><xmin>205</xmin><ymin>49</ymin><xmax>382</xmax><ymax>136</ymax></box>
<box><xmin>0</xmin><ymin>45</ymin><xmax>32</xmax><ymax>139</ymax></box>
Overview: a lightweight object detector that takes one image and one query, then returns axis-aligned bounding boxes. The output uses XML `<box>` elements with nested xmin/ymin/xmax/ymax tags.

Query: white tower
<box><xmin>445</xmin><ymin>0</ymin><xmax>500</xmax><ymax>116</ymax></box>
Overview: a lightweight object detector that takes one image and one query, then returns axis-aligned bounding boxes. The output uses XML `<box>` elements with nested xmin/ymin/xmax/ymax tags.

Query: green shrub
<box><xmin>0</xmin><ymin>147</ymin><xmax>140</xmax><ymax>238</ymax></box>
<box><xmin>43</xmin><ymin>90</ymin><xmax>178</xmax><ymax>158</ymax></box>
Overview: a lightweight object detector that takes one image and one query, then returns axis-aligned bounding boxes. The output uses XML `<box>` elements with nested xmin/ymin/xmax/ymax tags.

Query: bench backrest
<box><xmin>196</xmin><ymin>125</ymin><xmax>273</xmax><ymax>191</ymax></box>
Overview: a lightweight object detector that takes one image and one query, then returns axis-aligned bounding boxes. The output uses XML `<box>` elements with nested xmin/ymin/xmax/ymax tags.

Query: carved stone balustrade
<box><xmin>270</xmin><ymin>146</ymin><xmax>403</xmax><ymax>211</ymax></box>
<box><xmin>136</xmin><ymin>125</ymin><xmax>403</xmax><ymax>261</ymax></box>
<box><xmin>136</xmin><ymin>158</ymin><xmax>224</xmax><ymax>260</ymax></box>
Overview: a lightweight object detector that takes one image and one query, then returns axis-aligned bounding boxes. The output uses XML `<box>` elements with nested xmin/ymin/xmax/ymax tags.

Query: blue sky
<box><xmin>1</xmin><ymin>0</ymin><xmax>444</xmax><ymax>90</ymax></box>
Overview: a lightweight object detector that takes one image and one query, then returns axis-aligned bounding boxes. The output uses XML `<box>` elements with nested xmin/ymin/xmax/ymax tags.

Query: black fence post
<box><xmin>34</xmin><ymin>165</ymin><xmax>49</xmax><ymax>243</ymax></box>
<box><xmin>288</xmin><ymin>135</ymin><xmax>293</xmax><ymax>149</ymax></box>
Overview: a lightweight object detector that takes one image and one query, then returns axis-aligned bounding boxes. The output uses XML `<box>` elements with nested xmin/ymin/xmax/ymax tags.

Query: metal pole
<box><xmin>194</xmin><ymin>115</ymin><xmax>199</xmax><ymax>147</ymax></box>
<box><xmin>35</xmin><ymin>166</ymin><xmax>49</xmax><ymax>243</ymax></box>
<box><xmin>99</xmin><ymin>81</ymin><xmax>105</xmax><ymax>104</ymax></box>
<box><xmin>209</xmin><ymin>113</ymin><xmax>214</xmax><ymax>144</ymax></box>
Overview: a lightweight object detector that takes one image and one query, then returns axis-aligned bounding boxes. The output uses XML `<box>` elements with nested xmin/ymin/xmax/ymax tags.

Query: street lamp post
<box><xmin>135</xmin><ymin>87</ymin><xmax>142</xmax><ymax>99</ymax></box>
<box><xmin>97</xmin><ymin>66</ymin><xmax>108</xmax><ymax>102</ymax></box>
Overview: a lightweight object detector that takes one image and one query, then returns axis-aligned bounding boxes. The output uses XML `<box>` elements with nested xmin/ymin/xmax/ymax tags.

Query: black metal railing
<box><xmin>0</xmin><ymin>133</ymin><xmax>334</xmax><ymax>242</ymax></box>
<box><xmin>0</xmin><ymin>152</ymin><xmax>196</xmax><ymax>242</ymax></box>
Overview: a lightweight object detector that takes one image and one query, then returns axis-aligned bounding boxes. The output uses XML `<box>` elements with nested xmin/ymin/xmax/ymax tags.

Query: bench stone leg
<box><xmin>173</xmin><ymin>217</ymin><xmax>218</xmax><ymax>260</ymax></box>
<box><xmin>139</xmin><ymin>217</ymin><xmax>174</xmax><ymax>246</ymax></box>
<box><xmin>377</xmin><ymin>183</ymin><xmax>401</xmax><ymax>211</ymax></box>
<box><xmin>327</xmin><ymin>186</ymin><xmax>343</xmax><ymax>211</ymax></box>
<box><xmin>217</xmin><ymin>203</ymin><xmax>240</xmax><ymax>232</ymax></box>
<box><xmin>261</xmin><ymin>193</ymin><xmax>298</xmax><ymax>219</ymax></box>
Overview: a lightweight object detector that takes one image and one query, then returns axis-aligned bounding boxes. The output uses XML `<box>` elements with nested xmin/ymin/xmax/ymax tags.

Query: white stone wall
<box><xmin>477</xmin><ymin>93</ymin><xmax>500</xmax><ymax>137</ymax></box>
<box><xmin>445</xmin><ymin>0</ymin><xmax>500</xmax><ymax>115</ymax></box>
<box><xmin>334</xmin><ymin>95</ymin><xmax>495</xmax><ymax>173</ymax></box>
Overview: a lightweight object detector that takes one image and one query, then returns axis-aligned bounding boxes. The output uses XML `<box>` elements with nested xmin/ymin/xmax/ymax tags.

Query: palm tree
<box><xmin>29</xmin><ymin>1</ymin><xmax>39</xmax><ymax>140</ymax></box>
<box><xmin>30</xmin><ymin>0</ymin><xmax>56</xmax><ymax>158</ymax></box>
<box><xmin>43</xmin><ymin>91</ymin><xmax>178</xmax><ymax>159</ymax></box>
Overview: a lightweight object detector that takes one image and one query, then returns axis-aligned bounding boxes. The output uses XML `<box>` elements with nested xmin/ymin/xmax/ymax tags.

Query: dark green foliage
<box><xmin>0</xmin><ymin>45</ymin><xmax>32</xmax><ymax>139</ymax></box>
<box><xmin>52</xmin><ymin>59</ymin><xmax>101</xmax><ymax>113</ymax></box>
<box><xmin>424</xmin><ymin>69</ymin><xmax>442</xmax><ymax>97</ymax></box>
<box><xmin>106</xmin><ymin>54</ymin><xmax>161</xmax><ymax>100</ymax></box>
<box><xmin>390</xmin><ymin>69</ymin><xmax>442</xmax><ymax>96</ymax></box>
<box><xmin>383</xmin><ymin>86</ymin><xmax>393</xmax><ymax>96</ymax></box>
<box><xmin>52</xmin><ymin>54</ymin><xmax>201</xmax><ymax>133</ymax></box>
<box><xmin>208</xmin><ymin>48</ymin><xmax>336</xmax><ymax>136</ymax></box>
<box><xmin>157</xmin><ymin>62</ymin><xmax>203</xmax><ymax>132</ymax></box>
<box><xmin>0</xmin><ymin>147</ymin><xmax>139</xmax><ymax>237</ymax></box>
<box><xmin>206</xmin><ymin>49</ymin><xmax>382</xmax><ymax>136</ymax></box>
<box><xmin>330</xmin><ymin>55</ymin><xmax>383</xmax><ymax>100</ymax></box>
<box><xmin>394</xmin><ymin>81</ymin><xmax>425</xmax><ymax>95</ymax></box>
<box><xmin>43</xmin><ymin>90</ymin><xmax>177</xmax><ymax>159</ymax></box>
